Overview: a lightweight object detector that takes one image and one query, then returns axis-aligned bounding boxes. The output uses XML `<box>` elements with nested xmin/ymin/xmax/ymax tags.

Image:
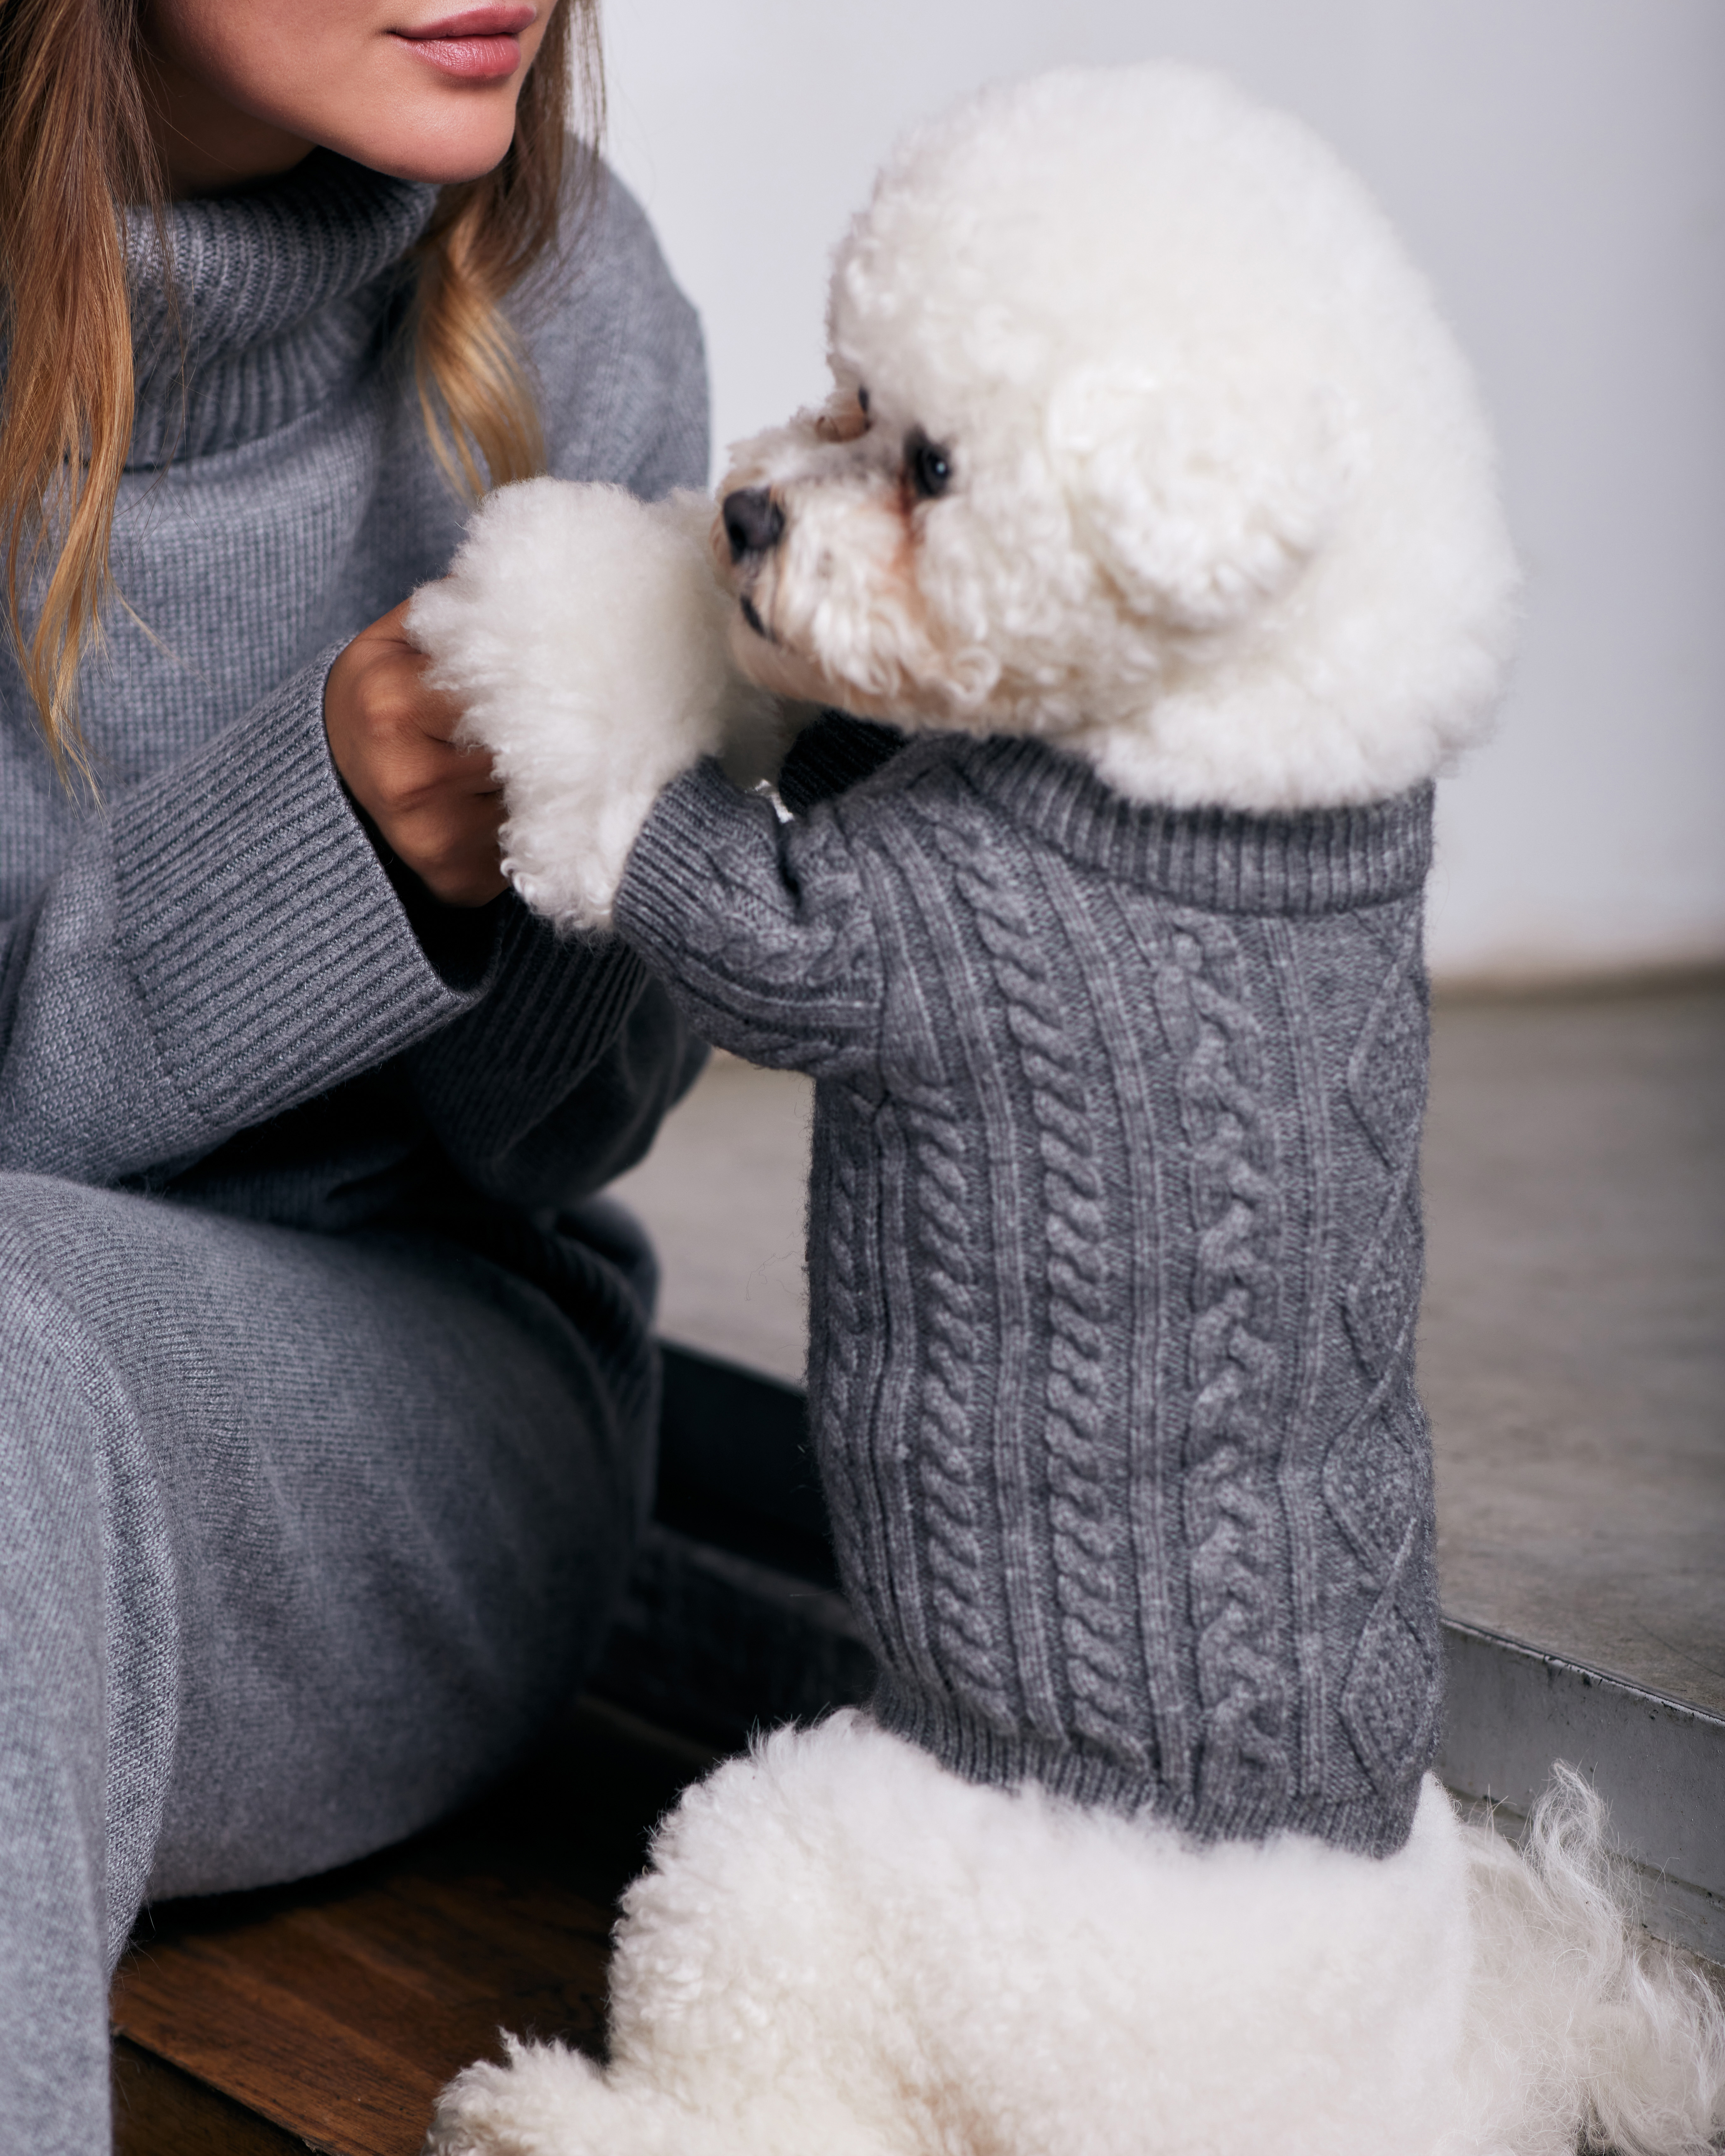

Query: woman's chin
<box><xmin>317</xmin><ymin>97</ymin><xmax>523</xmax><ymax>185</ymax></box>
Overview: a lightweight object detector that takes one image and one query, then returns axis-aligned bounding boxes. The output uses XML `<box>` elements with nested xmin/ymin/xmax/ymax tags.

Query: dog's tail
<box><xmin>1455</xmin><ymin>1765</ymin><xmax>1725</xmax><ymax>2156</ymax></box>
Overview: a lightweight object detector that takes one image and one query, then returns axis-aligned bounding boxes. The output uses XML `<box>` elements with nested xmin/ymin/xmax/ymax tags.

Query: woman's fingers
<box><xmin>323</xmin><ymin>600</ymin><xmax>508</xmax><ymax>907</ymax></box>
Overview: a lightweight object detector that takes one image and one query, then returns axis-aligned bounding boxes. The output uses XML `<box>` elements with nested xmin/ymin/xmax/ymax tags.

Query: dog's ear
<box><xmin>1046</xmin><ymin>365</ymin><xmax>1358</xmax><ymax>634</ymax></box>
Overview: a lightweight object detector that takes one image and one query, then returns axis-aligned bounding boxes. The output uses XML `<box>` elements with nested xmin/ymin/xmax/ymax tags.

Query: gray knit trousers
<box><xmin>0</xmin><ymin>1175</ymin><xmax>655</xmax><ymax>2155</ymax></box>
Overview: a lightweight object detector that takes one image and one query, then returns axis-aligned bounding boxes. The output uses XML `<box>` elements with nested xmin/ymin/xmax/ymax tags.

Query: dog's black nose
<box><xmin>722</xmin><ymin>488</ymin><xmax>784</xmax><ymax>561</ymax></box>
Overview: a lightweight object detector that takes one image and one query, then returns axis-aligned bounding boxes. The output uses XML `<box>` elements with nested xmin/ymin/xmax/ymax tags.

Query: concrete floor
<box><xmin>1421</xmin><ymin>981</ymin><xmax>1724</xmax><ymax>1716</ymax></box>
<box><xmin>612</xmin><ymin>980</ymin><xmax>1725</xmax><ymax>1717</ymax></box>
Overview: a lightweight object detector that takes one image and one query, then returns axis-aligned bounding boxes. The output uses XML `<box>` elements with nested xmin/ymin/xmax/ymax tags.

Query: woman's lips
<box><xmin>393</xmin><ymin>7</ymin><xmax>534</xmax><ymax>81</ymax></box>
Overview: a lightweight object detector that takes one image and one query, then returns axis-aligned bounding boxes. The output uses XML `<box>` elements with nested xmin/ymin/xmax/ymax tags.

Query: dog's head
<box><xmin>717</xmin><ymin>64</ymin><xmax>1518</xmax><ymax>811</ymax></box>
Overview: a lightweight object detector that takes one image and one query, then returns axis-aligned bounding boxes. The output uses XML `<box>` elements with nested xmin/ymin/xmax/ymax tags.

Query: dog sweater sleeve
<box><xmin>612</xmin><ymin>758</ymin><xmax>886</xmax><ymax>1077</ymax></box>
<box><xmin>0</xmin><ymin>651</ymin><xmax>492</xmax><ymax>1189</ymax></box>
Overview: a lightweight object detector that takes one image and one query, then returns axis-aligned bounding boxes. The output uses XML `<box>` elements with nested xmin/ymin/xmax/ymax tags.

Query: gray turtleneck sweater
<box><xmin>0</xmin><ymin>151</ymin><xmax>706</xmax><ymax>1235</ymax></box>
<box><xmin>619</xmin><ymin>728</ymin><xmax>1443</xmax><ymax>1857</ymax></box>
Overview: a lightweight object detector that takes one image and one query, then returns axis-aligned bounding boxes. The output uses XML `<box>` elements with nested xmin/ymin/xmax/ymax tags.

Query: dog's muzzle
<box><xmin>722</xmin><ymin>488</ymin><xmax>784</xmax><ymax>562</ymax></box>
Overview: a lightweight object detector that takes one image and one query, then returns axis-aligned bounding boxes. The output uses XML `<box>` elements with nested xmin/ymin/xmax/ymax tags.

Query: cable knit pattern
<box><xmin>1327</xmin><ymin>911</ymin><xmax>1443</xmax><ymax>1793</ymax></box>
<box><xmin>804</xmin><ymin>1082</ymin><xmax>888</xmax><ymax>1665</ymax></box>
<box><xmin>932</xmin><ymin>806</ymin><xmax>1138</xmax><ymax>1763</ymax></box>
<box><xmin>616</xmin><ymin>726</ymin><xmax>1442</xmax><ymax>1854</ymax></box>
<box><xmin>1154</xmin><ymin>913</ymin><xmax>1293</xmax><ymax>1815</ymax></box>
<box><xmin>899</xmin><ymin>1068</ymin><xmax>1009</xmax><ymax>1727</ymax></box>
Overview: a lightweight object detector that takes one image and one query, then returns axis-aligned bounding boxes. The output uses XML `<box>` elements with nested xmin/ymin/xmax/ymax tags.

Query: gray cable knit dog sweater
<box><xmin>617</xmin><ymin>724</ymin><xmax>1441</xmax><ymax>1857</ymax></box>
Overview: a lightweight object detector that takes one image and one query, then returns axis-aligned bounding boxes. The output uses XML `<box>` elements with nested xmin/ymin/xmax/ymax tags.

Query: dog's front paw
<box><xmin>408</xmin><ymin>480</ymin><xmax>779</xmax><ymax>933</ymax></box>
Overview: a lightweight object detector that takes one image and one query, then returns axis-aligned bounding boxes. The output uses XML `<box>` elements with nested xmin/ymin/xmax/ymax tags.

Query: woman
<box><xmin>0</xmin><ymin>1</ymin><xmax>706</xmax><ymax>2141</ymax></box>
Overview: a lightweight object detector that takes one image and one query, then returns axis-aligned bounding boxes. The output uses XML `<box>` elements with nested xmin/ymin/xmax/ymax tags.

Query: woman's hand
<box><xmin>323</xmin><ymin>600</ymin><xmax>506</xmax><ymax>908</ymax></box>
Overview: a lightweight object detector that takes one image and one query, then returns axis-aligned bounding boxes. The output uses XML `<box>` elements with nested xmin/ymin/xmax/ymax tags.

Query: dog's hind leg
<box><xmin>425</xmin><ymin>1720</ymin><xmax>925</xmax><ymax>2156</ymax></box>
<box><xmin>426</xmin><ymin>2036</ymin><xmax>757</xmax><ymax>2156</ymax></box>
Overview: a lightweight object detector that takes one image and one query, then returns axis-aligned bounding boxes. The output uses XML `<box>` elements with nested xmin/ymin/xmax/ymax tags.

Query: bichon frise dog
<box><xmin>411</xmin><ymin>62</ymin><xmax>1725</xmax><ymax>2156</ymax></box>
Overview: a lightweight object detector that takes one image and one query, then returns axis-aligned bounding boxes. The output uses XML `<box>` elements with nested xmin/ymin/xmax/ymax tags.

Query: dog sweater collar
<box><xmin>946</xmin><ymin>735</ymin><xmax>1435</xmax><ymax>916</ymax></box>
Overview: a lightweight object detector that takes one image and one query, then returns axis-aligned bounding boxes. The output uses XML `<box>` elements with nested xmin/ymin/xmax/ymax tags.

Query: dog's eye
<box><xmin>857</xmin><ymin>386</ymin><xmax>870</xmax><ymax>416</ymax></box>
<box><xmin>906</xmin><ymin>429</ymin><xmax>953</xmax><ymax>502</ymax></box>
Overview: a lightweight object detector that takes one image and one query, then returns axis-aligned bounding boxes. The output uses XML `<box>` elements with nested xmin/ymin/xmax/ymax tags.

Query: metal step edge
<box><xmin>1438</xmin><ymin>1619</ymin><xmax>1725</xmax><ymax>1963</ymax></box>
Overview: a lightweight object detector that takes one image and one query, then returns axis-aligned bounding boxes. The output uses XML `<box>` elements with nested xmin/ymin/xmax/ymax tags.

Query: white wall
<box><xmin>602</xmin><ymin>0</ymin><xmax>1725</xmax><ymax>981</ymax></box>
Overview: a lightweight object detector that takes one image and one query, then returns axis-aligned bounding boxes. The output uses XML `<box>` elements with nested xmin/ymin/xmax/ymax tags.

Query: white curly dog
<box><xmin>412</xmin><ymin>63</ymin><xmax>1725</xmax><ymax>2156</ymax></box>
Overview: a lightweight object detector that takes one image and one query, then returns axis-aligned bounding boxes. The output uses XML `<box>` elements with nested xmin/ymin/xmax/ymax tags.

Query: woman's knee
<box><xmin>0</xmin><ymin>1177</ymin><xmax>655</xmax><ymax>1899</ymax></box>
<box><xmin>0</xmin><ymin>1172</ymin><xmax>121</xmax><ymax>1353</ymax></box>
<box><xmin>0</xmin><ymin>1175</ymin><xmax>215</xmax><ymax>1419</ymax></box>
<box><xmin>0</xmin><ymin>1176</ymin><xmax>159</xmax><ymax>1498</ymax></box>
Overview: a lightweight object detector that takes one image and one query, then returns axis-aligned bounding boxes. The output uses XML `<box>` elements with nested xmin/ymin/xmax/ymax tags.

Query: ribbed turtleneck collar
<box><xmin>125</xmin><ymin>151</ymin><xmax>439</xmax><ymax>469</ymax></box>
<box><xmin>954</xmin><ymin>736</ymin><xmax>1434</xmax><ymax>915</ymax></box>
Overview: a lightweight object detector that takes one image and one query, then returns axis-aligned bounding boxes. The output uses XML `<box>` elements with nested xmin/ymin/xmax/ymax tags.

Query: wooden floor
<box><xmin>110</xmin><ymin>1702</ymin><xmax>711</xmax><ymax>2156</ymax></box>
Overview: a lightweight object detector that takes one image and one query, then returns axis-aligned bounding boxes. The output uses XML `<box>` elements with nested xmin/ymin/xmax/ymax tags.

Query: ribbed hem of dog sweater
<box><xmin>871</xmin><ymin>1679</ymin><xmax>1422</xmax><ymax>1857</ymax></box>
<box><xmin>110</xmin><ymin>650</ymin><xmax>477</xmax><ymax>1132</ymax></box>
<box><xmin>963</xmin><ymin>740</ymin><xmax>1434</xmax><ymax>915</ymax></box>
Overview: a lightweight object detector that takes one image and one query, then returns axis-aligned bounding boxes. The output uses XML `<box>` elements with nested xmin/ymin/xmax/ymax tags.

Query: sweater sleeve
<box><xmin>0</xmin><ymin>165</ymin><xmax>714</xmax><ymax>1209</ymax></box>
<box><xmin>612</xmin><ymin>758</ymin><xmax>885</xmax><ymax>1079</ymax></box>
<box><xmin>386</xmin><ymin>164</ymin><xmax>715</xmax><ymax>1208</ymax></box>
<box><xmin>398</xmin><ymin>901</ymin><xmax>705</xmax><ymax>1208</ymax></box>
<box><xmin>520</xmin><ymin>163</ymin><xmax>711</xmax><ymax>500</ymax></box>
<box><xmin>0</xmin><ymin>651</ymin><xmax>482</xmax><ymax>1188</ymax></box>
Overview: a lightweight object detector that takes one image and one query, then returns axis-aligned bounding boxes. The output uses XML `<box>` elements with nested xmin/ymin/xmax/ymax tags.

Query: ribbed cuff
<box><xmin>614</xmin><ymin>761</ymin><xmax>784</xmax><ymax>1031</ymax></box>
<box><xmin>617</xmin><ymin>761</ymin><xmax>882</xmax><ymax>1074</ymax></box>
<box><xmin>614</xmin><ymin>758</ymin><xmax>757</xmax><ymax>958</ymax></box>
<box><xmin>405</xmin><ymin>901</ymin><xmax>650</xmax><ymax>1168</ymax></box>
<box><xmin>110</xmin><ymin>649</ymin><xmax>478</xmax><ymax>1132</ymax></box>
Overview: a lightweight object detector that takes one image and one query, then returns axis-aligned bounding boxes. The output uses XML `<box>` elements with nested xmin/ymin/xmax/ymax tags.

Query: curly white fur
<box><xmin>721</xmin><ymin>63</ymin><xmax>1521</xmax><ymax>811</ymax></box>
<box><xmin>407</xmin><ymin>482</ymin><xmax>783</xmax><ymax>931</ymax></box>
<box><xmin>426</xmin><ymin>1718</ymin><xmax>1724</xmax><ymax>2156</ymax></box>
<box><xmin>1454</xmin><ymin>1768</ymin><xmax>1725</xmax><ymax>2156</ymax></box>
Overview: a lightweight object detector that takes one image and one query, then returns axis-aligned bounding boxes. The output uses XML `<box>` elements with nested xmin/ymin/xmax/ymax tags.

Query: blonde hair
<box><xmin>0</xmin><ymin>0</ymin><xmax>602</xmax><ymax>785</ymax></box>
